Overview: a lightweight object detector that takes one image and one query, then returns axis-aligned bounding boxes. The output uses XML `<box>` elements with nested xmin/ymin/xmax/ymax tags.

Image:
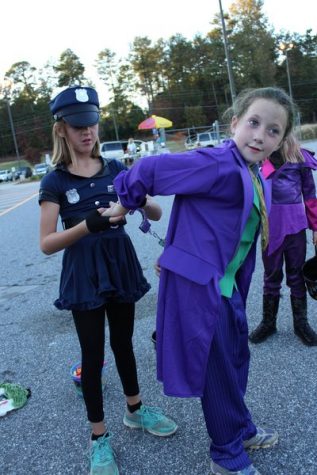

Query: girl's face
<box><xmin>231</xmin><ymin>98</ymin><xmax>288</xmax><ymax>164</ymax></box>
<box><xmin>60</xmin><ymin>122</ymin><xmax>99</xmax><ymax>155</ymax></box>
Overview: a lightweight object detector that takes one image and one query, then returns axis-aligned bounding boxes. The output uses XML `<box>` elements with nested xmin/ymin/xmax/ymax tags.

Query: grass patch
<box><xmin>0</xmin><ymin>159</ymin><xmax>32</xmax><ymax>171</ymax></box>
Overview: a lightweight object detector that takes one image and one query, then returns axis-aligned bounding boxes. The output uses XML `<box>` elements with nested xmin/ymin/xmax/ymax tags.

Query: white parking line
<box><xmin>0</xmin><ymin>192</ymin><xmax>38</xmax><ymax>217</ymax></box>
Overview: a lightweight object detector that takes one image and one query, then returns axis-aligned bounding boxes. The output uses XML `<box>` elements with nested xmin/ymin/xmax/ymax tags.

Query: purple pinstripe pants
<box><xmin>201</xmin><ymin>290</ymin><xmax>257</xmax><ymax>471</ymax></box>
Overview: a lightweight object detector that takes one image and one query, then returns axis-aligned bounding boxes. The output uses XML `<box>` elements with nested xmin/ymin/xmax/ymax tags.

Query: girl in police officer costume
<box><xmin>39</xmin><ymin>86</ymin><xmax>177</xmax><ymax>475</ymax></box>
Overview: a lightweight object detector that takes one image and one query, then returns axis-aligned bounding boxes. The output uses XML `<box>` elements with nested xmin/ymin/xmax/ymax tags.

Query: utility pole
<box><xmin>0</xmin><ymin>77</ymin><xmax>21</xmax><ymax>166</ymax></box>
<box><xmin>218</xmin><ymin>0</ymin><xmax>236</xmax><ymax>103</ymax></box>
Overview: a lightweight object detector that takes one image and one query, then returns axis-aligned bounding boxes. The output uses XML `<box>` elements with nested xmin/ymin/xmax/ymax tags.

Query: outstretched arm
<box><xmin>142</xmin><ymin>195</ymin><xmax>162</xmax><ymax>221</ymax></box>
<box><xmin>103</xmin><ymin>195</ymin><xmax>162</xmax><ymax>221</ymax></box>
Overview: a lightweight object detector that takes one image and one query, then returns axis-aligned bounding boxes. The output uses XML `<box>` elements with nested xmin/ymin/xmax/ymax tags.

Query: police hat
<box><xmin>49</xmin><ymin>86</ymin><xmax>100</xmax><ymax>127</ymax></box>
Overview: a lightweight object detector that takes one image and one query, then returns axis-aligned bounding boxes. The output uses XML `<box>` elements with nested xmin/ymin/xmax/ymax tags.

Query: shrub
<box><xmin>299</xmin><ymin>124</ymin><xmax>317</xmax><ymax>141</ymax></box>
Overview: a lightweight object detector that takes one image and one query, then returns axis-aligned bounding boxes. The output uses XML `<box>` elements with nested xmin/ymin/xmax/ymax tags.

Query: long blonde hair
<box><xmin>51</xmin><ymin>122</ymin><xmax>101</xmax><ymax>167</ymax></box>
<box><xmin>278</xmin><ymin>133</ymin><xmax>304</xmax><ymax>163</ymax></box>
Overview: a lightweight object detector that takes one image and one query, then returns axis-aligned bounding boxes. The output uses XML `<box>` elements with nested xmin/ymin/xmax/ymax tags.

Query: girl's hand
<box><xmin>143</xmin><ymin>195</ymin><xmax>162</xmax><ymax>221</ymax></box>
<box><xmin>154</xmin><ymin>260</ymin><xmax>161</xmax><ymax>277</ymax></box>
<box><xmin>313</xmin><ymin>231</ymin><xmax>317</xmax><ymax>246</ymax></box>
<box><xmin>101</xmin><ymin>201</ymin><xmax>128</xmax><ymax>218</ymax></box>
<box><xmin>86</xmin><ymin>209</ymin><xmax>125</xmax><ymax>233</ymax></box>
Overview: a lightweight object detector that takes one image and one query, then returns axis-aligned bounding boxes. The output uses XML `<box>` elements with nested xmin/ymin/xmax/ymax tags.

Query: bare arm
<box><xmin>40</xmin><ymin>201</ymin><xmax>90</xmax><ymax>255</ymax></box>
<box><xmin>142</xmin><ymin>195</ymin><xmax>162</xmax><ymax>221</ymax></box>
<box><xmin>40</xmin><ymin>201</ymin><xmax>124</xmax><ymax>255</ymax></box>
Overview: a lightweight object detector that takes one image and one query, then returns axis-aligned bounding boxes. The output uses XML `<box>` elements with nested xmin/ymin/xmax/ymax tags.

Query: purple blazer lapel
<box><xmin>231</xmin><ymin>146</ymin><xmax>254</xmax><ymax>236</ymax></box>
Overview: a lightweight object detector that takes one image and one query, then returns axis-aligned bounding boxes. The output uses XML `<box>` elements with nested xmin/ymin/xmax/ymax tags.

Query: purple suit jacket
<box><xmin>114</xmin><ymin>140</ymin><xmax>271</xmax><ymax>397</ymax></box>
<box><xmin>262</xmin><ymin>148</ymin><xmax>317</xmax><ymax>255</ymax></box>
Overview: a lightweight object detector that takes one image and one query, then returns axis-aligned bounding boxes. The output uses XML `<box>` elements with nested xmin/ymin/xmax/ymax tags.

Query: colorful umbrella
<box><xmin>138</xmin><ymin>115</ymin><xmax>173</xmax><ymax>130</ymax></box>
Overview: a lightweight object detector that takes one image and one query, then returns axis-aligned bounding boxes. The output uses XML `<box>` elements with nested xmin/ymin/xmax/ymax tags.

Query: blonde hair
<box><xmin>51</xmin><ymin>122</ymin><xmax>101</xmax><ymax>167</ymax></box>
<box><xmin>278</xmin><ymin>133</ymin><xmax>304</xmax><ymax>163</ymax></box>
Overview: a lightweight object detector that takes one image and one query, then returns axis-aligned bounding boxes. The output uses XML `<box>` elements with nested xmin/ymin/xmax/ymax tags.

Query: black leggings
<box><xmin>72</xmin><ymin>302</ymin><xmax>140</xmax><ymax>423</ymax></box>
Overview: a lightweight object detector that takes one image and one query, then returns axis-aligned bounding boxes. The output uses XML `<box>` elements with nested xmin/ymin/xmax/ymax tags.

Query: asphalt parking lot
<box><xmin>1</xmin><ymin>150</ymin><xmax>317</xmax><ymax>474</ymax></box>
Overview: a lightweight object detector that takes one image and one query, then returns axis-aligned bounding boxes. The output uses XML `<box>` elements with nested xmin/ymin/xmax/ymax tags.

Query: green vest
<box><xmin>219</xmin><ymin>182</ymin><xmax>261</xmax><ymax>298</ymax></box>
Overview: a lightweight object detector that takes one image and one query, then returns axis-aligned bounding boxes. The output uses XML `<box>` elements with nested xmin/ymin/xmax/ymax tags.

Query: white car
<box><xmin>100</xmin><ymin>140</ymin><xmax>146</xmax><ymax>163</ymax></box>
<box><xmin>0</xmin><ymin>169</ymin><xmax>13</xmax><ymax>182</ymax></box>
<box><xmin>185</xmin><ymin>131</ymin><xmax>218</xmax><ymax>150</ymax></box>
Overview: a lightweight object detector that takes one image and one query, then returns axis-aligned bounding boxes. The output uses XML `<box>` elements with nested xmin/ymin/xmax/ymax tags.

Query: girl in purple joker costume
<box><xmin>104</xmin><ymin>87</ymin><xmax>297</xmax><ymax>475</ymax></box>
<box><xmin>249</xmin><ymin>134</ymin><xmax>317</xmax><ymax>346</ymax></box>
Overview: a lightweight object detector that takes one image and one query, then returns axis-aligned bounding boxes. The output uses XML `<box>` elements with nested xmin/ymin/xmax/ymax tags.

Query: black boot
<box><xmin>291</xmin><ymin>295</ymin><xmax>317</xmax><ymax>346</ymax></box>
<box><xmin>151</xmin><ymin>331</ymin><xmax>156</xmax><ymax>350</ymax></box>
<box><xmin>249</xmin><ymin>295</ymin><xmax>279</xmax><ymax>344</ymax></box>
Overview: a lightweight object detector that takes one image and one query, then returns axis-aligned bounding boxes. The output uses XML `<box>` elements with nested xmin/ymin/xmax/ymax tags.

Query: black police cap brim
<box><xmin>54</xmin><ymin>103</ymin><xmax>100</xmax><ymax>127</ymax></box>
<box><xmin>63</xmin><ymin>111</ymin><xmax>100</xmax><ymax>127</ymax></box>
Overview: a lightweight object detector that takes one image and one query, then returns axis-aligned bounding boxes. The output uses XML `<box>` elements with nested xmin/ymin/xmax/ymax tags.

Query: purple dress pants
<box><xmin>263</xmin><ymin>230</ymin><xmax>306</xmax><ymax>298</ymax></box>
<box><xmin>201</xmin><ymin>290</ymin><xmax>257</xmax><ymax>471</ymax></box>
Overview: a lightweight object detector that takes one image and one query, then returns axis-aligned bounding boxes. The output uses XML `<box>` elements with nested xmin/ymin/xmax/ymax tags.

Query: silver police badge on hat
<box><xmin>66</xmin><ymin>188</ymin><xmax>80</xmax><ymax>204</ymax></box>
<box><xmin>75</xmin><ymin>88</ymin><xmax>89</xmax><ymax>103</ymax></box>
<box><xmin>107</xmin><ymin>185</ymin><xmax>114</xmax><ymax>192</ymax></box>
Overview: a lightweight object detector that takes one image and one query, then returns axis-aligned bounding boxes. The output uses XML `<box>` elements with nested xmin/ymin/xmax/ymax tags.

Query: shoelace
<box><xmin>137</xmin><ymin>406</ymin><xmax>165</xmax><ymax>433</ymax></box>
<box><xmin>92</xmin><ymin>434</ymin><xmax>114</xmax><ymax>464</ymax></box>
<box><xmin>139</xmin><ymin>405</ymin><xmax>163</xmax><ymax>421</ymax></box>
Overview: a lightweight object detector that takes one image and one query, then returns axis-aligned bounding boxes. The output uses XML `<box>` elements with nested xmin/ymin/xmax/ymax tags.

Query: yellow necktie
<box><xmin>249</xmin><ymin>167</ymin><xmax>269</xmax><ymax>251</ymax></box>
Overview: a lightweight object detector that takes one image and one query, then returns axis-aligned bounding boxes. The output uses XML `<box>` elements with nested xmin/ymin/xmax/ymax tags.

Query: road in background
<box><xmin>0</xmin><ymin>181</ymin><xmax>39</xmax><ymax>216</ymax></box>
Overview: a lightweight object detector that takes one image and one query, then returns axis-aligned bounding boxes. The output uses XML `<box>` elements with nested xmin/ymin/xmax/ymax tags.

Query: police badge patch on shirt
<box><xmin>66</xmin><ymin>188</ymin><xmax>80</xmax><ymax>204</ymax></box>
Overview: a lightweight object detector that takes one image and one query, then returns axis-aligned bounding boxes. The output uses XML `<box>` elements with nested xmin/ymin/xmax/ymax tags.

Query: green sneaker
<box><xmin>90</xmin><ymin>433</ymin><xmax>119</xmax><ymax>475</ymax></box>
<box><xmin>123</xmin><ymin>405</ymin><xmax>178</xmax><ymax>437</ymax></box>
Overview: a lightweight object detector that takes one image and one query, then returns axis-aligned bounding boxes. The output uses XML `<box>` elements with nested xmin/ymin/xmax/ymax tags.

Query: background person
<box><xmin>103</xmin><ymin>87</ymin><xmax>296</xmax><ymax>475</ymax></box>
<box><xmin>249</xmin><ymin>133</ymin><xmax>317</xmax><ymax>346</ymax></box>
<box><xmin>39</xmin><ymin>86</ymin><xmax>177</xmax><ymax>475</ymax></box>
<box><xmin>127</xmin><ymin>137</ymin><xmax>137</xmax><ymax>156</ymax></box>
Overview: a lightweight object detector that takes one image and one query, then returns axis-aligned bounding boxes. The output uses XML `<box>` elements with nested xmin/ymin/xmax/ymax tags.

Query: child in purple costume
<box><xmin>103</xmin><ymin>87</ymin><xmax>298</xmax><ymax>475</ymax></box>
<box><xmin>249</xmin><ymin>134</ymin><xmax>317</xmax><ymax>346</ymax></box>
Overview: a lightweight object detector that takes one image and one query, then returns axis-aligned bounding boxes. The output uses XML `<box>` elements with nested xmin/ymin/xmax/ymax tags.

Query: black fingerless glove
<box><xmin>86</xmin><ymin>209</ymin><xmax>111</xmax><ymax>233</ymax></box>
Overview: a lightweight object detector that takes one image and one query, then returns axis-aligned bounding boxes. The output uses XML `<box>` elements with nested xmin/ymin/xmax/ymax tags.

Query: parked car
<box><xmin>0</xmin><ymin>169</ymin><xmax>13</xmax><ymax>182</ymax></box>
<box><xmin>33</xmin><ymin>163</ymin><xmax>50</xmax><ymax>176</ymax></box>
<box><xmin>100</xmin><ymin>140</ymin><xmax>146</xmax><ymax>163</ymax></box>
<box><xmin>185</xmin><ymin>131</ymin><xmax>219</xmax><ymax>150</ymax></box>
<box><xmin>14</xmin><ymin>166</ymin><xmax>33</xmax><ymax>180</ymax></box>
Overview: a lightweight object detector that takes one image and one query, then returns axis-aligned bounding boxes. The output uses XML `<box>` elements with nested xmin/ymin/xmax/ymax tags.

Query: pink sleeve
<box><xmin>305</xmin><ymin>198</ymin><xmax>317</xmax><ymax>230</ymax></box>
<box><xmin>261</xmin><ymin>159</ymin><xmax>275</xmax><ymax>179</ymax></box>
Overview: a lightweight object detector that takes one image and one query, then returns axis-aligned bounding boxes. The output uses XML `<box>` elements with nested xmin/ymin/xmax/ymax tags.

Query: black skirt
<box><xmin>54</xmin><ymin>228</ymin><xmax>150</xmax><ymax>311</ymax></box>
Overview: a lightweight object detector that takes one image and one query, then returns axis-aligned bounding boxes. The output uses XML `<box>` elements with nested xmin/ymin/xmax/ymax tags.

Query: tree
<box><xmin>96</xmin><ymin>49</ymin><xmax>146</xmax><ymax>139</ymax></box>
<box><xmin>223</xmin><ymin>0</ymin><xmax>277</xmax><ymax>91</ymax></box>
<box><xmin>5</xmin><ymin>61</ymin><xmax>37</xmax><ymax>101</ymax></box>
<box><xmin>274</xmin><ymin>30</ymin><xmax>317</xmax><ymax>122</ymax></box>
<box><xmin>129</xmin><ymin>36</ymin><xmax>165</xmax><ymax>108</ymax></box>
<box><xmin>53</xmin><ymin>49</ymin><xmax>86</xmax><ymax>86</ymax></box>
<box><xmin>184</xmin><ymin>105</ymin><xmax>207</xmax><ymax>128</ymax></box>
<box><xmin>37</xmin><ymin>60</ymin><xmax>58</xmax><ymax>100</ymax></box>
